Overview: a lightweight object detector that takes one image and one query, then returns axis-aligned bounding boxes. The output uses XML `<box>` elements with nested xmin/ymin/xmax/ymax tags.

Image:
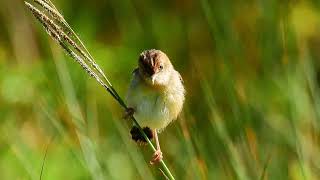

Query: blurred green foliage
<box><xmin>1</xmin><ymin>0</ymin><xmax>320</xmax><ymax>179</ymax></box>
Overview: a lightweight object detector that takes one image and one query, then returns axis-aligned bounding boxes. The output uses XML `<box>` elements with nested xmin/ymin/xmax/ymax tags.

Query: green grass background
<box><xmin>0</xmin><ymin>0</ymin><xmax>320</xmax><ymax>179</ymax></box>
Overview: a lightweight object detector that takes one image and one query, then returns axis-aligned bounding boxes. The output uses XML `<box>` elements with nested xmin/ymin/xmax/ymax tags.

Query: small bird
<box><xmin>125</xmin><ymin>49</ymin><xmax>185</xmax><ymax>164</ymax></box>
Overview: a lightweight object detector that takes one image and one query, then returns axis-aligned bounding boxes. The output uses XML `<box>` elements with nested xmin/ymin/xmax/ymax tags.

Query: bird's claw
<box><xmin>150</xmin><ymin>149</ymin><xmax>163</xmax><ymax>165</ymax></box>
<box><xmin>124</xmin><ymin>107</ymin><xmax>135</xmax><ymax>119</ymax></box>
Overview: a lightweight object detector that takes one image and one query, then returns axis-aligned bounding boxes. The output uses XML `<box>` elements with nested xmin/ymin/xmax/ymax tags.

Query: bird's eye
<box><xmin>159</xmin><ymin>65</ymin><xmax>163</xmax><ymax>70</ymax></box>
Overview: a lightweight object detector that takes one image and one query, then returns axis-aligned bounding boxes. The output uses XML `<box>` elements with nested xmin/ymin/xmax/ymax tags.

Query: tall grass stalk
<box><xmin>24</xmin><ymin>1</ymin><xmax>175</xmax><ymax>179</ymax></box>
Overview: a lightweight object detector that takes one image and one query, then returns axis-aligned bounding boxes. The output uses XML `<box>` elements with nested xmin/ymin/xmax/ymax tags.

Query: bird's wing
<box><xmin>126</xmin><ymin>68</ymin><xmax>140</xmax><ymax>106</ymax></box>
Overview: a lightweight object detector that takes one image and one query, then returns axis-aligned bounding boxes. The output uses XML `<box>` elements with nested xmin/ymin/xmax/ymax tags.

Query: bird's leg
<box><xmin>124</xmin><ymin>107</ymin><xmax>135</xmax><ymax>119</ymax></box>
<box><xmin>150</xmin><ymin>129</ymin><xmax>163</xmax><ymax>165</ymax></box>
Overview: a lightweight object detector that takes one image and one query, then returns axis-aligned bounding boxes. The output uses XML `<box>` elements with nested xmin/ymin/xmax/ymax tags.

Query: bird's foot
<box><xmin>124</xmin><ymin>107</ymin><xmax>135</xmax><ymax>119</ymax></box>
<box><xmin>150</xmin><ymin>149</ymin><xmax>163</xmax><ymax>165</ymax></box>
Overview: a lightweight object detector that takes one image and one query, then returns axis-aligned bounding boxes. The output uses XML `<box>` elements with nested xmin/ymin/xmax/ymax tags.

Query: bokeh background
<box><xmin>1</xmin><ymin>0</ymin><xmax>320</xmax><ymax>179</ymax></box>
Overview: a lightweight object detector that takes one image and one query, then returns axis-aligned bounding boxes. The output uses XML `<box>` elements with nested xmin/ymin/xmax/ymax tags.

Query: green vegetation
<box><xmin>0</xmin><ymin>0</ymin><xmax>320</xmax><ymax>179</ymax></box>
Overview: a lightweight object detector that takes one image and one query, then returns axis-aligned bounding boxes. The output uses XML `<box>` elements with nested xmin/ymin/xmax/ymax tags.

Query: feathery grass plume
<box><xmin>24</xmin><ymin>1</ymin><xmax>175</xmax><ymax>179</ymax></box>
<box><xmin>25</xmin><ymin>2</ymin><xmax>117</xmax><ymax>102</ymax></box>
<box><xmin>33</xmin><ymin>0</ymin><xmax>63</xmax><ymax>23</ymax></box>
<box><xmin>24</xmin><ymin>2</ymin><xmax>61</xmax><ymax>42</ymax></box>
<box><xmin>34</xmin><ymin>0</ymin><xmax>117</xmax><ymax>97</ymax></box>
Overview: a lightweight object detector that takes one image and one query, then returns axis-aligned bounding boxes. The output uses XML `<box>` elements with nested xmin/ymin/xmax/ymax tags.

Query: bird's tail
<box><xmin>130</xmin><ymin>126</ymin><xmax>153</xmax><ymax>144</ymax></box>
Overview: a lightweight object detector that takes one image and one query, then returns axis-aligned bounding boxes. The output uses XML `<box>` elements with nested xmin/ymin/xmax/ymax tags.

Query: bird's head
<box><xmin>138</xmin><ymin>49</ymin><xmax>173</xmax><ymax>87</ymax></box>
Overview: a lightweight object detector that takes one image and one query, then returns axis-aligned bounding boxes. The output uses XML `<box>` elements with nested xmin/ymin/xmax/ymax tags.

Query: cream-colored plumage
<box><xmin>126</xmin><ymin>49</ymin><xmax>185</xmax><ymax>131</ymax></box>
<box><xmin>126</xmin><ymin>49</ymin><xmax>185</xmax><ymax>164</ymax></box>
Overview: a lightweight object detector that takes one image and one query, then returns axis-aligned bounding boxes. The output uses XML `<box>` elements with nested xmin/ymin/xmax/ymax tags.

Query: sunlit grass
<box><xmin>0</xmin><ymin>0</ymin><xmax>320</xmax><ymax>179</ymax></box>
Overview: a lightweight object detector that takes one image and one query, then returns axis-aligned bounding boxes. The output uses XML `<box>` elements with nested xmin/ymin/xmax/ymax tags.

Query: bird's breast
<box><xmin>132</xmin><ymin>86</ymin><xmax>170</xmax><ymax>129</ymax></box>
<box><xmin>126</xmin><ymin>73</ymin><xmax>185</xmax><ymax>130</ymax></box>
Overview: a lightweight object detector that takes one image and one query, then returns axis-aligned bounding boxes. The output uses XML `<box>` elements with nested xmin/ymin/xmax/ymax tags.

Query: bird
<box><xmin>125</xmin><ymin>49</ymin><xmax>185</xmax><ymax>164</ymax></box>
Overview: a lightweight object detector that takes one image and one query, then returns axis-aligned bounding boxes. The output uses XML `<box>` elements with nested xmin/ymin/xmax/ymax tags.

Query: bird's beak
<box><xmin>151</xmin><ymin>75</ymin><xmax>156</xmax><ymax>85</ymax></box>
